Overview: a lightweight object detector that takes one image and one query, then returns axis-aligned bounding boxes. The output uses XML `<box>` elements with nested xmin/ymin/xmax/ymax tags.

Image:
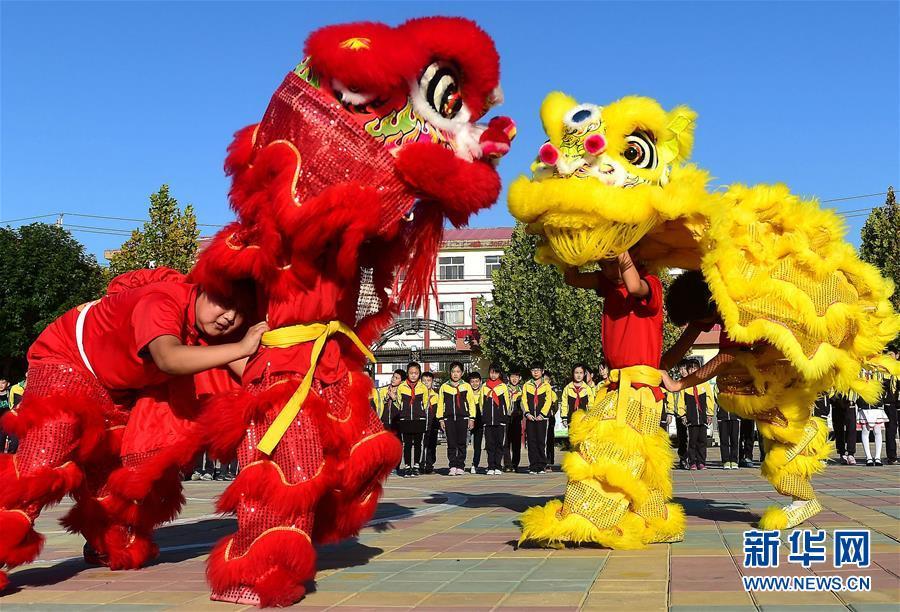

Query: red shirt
<box><xmin>29</xmin><ymin>282</ymin><xmax>200</xmax><ymax>390</ymax></box>
<box><xmin>596</xmin><ymin>272</ymin><xmax>663</xmax><ymax>370</ymax></box>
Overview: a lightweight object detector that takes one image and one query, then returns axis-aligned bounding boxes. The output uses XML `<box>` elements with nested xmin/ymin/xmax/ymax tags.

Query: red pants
<box><xmin>204</xmin><ymin>372</ymin><xmax>400</xmax><ymax>607</ymax></box>
<box><xmin>0</xmin><ymin>364</ymin><xmax>200</xmax><ymax>591</ymax></box>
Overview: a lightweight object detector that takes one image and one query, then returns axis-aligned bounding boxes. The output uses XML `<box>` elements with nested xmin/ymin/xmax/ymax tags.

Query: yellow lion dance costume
<box><xmin>511</xmin><ymin>92</ymin><xmax>900</xmax><ymax>546</ymax></box>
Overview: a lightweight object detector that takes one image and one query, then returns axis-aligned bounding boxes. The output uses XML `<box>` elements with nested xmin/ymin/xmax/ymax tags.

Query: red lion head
<box><xmin>191</xmin><ymin>17</ymin><xmax>512</xmax><ymax>346</ymax></box>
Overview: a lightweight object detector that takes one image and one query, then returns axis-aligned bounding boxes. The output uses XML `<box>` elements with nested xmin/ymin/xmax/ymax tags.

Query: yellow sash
<box><xmin>256</xmin><ymin>321</ymin><xmax>375</xmax><ymax>455</ymax></box>
<box><xmin>608</xmin><ymin>365</ymin><xmax>662</xmax><ymax>425</ymax></box>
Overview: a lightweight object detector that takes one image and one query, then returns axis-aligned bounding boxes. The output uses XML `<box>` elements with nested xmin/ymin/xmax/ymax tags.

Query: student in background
<box><xmin>420</xmin><ymin>371</ymin><xmax>439</xmax><ymax>474</ymax></box>
<box><xmin>0</xmin><ymin>380</ymin><xmax>11</xmax><ymax>454</ymax></box>
<box><xmin>480</xmin><ymin>364</ymin><xmax>511</xmax><ymax>475</ymax></box>
<box><xmin>522</xmin><ymin>363</ymin><xmax>553</xmax><ymax>474</ymax></box>
<box><xmin>879</xmin><ymin>356</ymin><xmax>898</xmax><ymax>465</ymax></box>
<box><xmin>543</xmin><ymin>371</ymin><xmax>559</xmax><ymax>471</ymax></box>
<box><xmin>717</xmin><ymin>385</ymin><xmax>741</xmax><ymax>469</ymax></box>
<box><xmin>680</xmin><ymin>359</ymin><xmax>714</xmax><ymax>470</ymax></box>
<box><xmin>667</xmin><ymin>363</ymin><xmax>689</xmax><ymax>469</ymax></box>
<box><xmin>503</xmin><ymin>369</ymin><xmax>524</xmax><ymax>473</ymax></box>
<box><xmin>561</xmin><ymin>364</ymin><xmax>593</xmax><ymax>426</ymax></box>
<box><xmin>437</xmin><ymin>362</ymin><xmax>475</xmax><ymax>475</ymax></box>
<box><xmin>396</xmin><ymin>363</ymin><xmax>428</xmax><ymax>477</ymax></box>
<box><xmin>596</xmin><ymin>361</ymin><xmax>610</xmax><ymax>390</ymax></box>
<box><xmin>368</xmin><ymin>370</ymin><xmax>379</xmax><ymax>412</ymax></box>
<box><xmin>855</xmin><ymin>382</ymin><xmax>888</xmax><ymax>467</ymax></box>
<box><xmin>377</xmin><ymin>369</ymin><xmax>405</xmax><ymax>435</ymax></box>
<box><xmin>830</xmin><ymin>392</ymin><xmax>857</xmax><ymax>465</ymax></box>
<box><xmin>467</xmin><ymin>372</ymin><xmax>484</xmax><ymax>474</ymax></box>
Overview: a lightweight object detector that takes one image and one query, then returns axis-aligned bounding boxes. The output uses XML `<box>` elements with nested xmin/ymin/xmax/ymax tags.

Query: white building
<box><xmin>372</xmin><ymin>227</ymin><xmax>512</xmax><ymax>386</ymax></box>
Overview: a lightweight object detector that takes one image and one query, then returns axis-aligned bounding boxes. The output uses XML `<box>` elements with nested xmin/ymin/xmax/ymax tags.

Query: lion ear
<box><xmin>540</xmin><ymin>91</ymin><xmax>578</xmax><ymax>146</ymax></box>
<box><xmin>659</xmin><ymin>105</ymin><xmax>697</xmax><ymax>165</ymax></box>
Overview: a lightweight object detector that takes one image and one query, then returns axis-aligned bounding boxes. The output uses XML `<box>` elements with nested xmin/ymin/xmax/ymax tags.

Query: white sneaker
<box><xmin>470</xmin><ymin>466</ymin><xmax>477</xmax><ymax>474</ymax></box>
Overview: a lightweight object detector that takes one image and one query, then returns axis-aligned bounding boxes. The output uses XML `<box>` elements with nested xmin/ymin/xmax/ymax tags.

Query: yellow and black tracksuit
<box><xmin>396</xmin><ymin>380</ymin><xmax>429</xmax><ymax>470</ymax></box>
<box><xmin>469</xmin><ymin>383</ymin><xmax>485</xmax><ymax>470</ymax></box>
<box><xmin>479</xmin><ymin>380</ymin><xmax>511</xmax><ymax>472</ymax></box>
<box><xmin>437</xmin><ymin>381</ymin><xmax>476</xmax><ymax>470</ymax></box>
<box><xmin>561</xmin><ymin>382</ymin><xmax>594</xmax><ymax>422</ymax></box>
<box><xmin>376</xmin><ymin>385</ymin><xmax>401</xmax><ymax>432</ymax></box>
<box><xmin>545</xmin><ymin>386</ymin><xmax>560</xmax><ymax>465</ymax></box>
<box><xmin>716</xmin><ymin>385</ymin><xmax>741</xmax><ymax>464</ymax></box>
<box><xmin>421</xmin><ymin>388</ymin><xmax>440</xmax><ymax>473</ymax></box>
<box><xmin>666</xmin><ymin>389</ymin><xmax>687</xmax><ymax>466</ymax></box>
<box><xmin>522</xmin><ymin>379</ymin><xmax>553</xmax><ymax>472</ymax></box>
<box><xmin>684</xmin><ymin>382</ymin><xmax>715</xmax><ymax>468</ymax></box>
<box><xmin>504</xmin><ymin>384</ymin><xmax>524</xmax><ymax>471</ymax></box>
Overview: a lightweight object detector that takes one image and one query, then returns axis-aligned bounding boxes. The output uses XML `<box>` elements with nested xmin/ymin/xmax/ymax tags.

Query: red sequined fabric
<box><xmin>230</xmin><ymin>375</ymin><xmax>328</xmax><ymax>557</ymax></box>
<box><xmin>25</xmin><ymin>363</ymin><xmax>112</xmax><ymax>405</ymax></box>
<box><xmin>254</xmin><ymin>73</ymin><xmax>415</xmax><ymax>232</ymax></box>
<box><xmin>15</xmin><ymin>419</ymin><xmax>79</xmax><ymax>477</ymax></box>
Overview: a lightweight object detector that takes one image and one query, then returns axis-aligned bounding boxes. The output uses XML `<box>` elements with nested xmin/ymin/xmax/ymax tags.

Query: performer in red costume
<box><xmin>0</xmin><ymin>268</ymin><xmax>262</xmax><ymax>590</ymax></box>
<box><xmin>190</xmin><ymin>17</ymin><xmax>514</xmax><ymax>607</ymax></box>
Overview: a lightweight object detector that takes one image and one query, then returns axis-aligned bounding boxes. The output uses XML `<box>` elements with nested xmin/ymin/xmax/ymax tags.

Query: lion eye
<box><xmin>419</xmin><ymin>62</ymin><xmax>463</xmax><ymax>119</ymax></box>
<box><xmin>623</xmin><ymin>132</ymin><xmax>657</xmax><ymax>169</ymax></box>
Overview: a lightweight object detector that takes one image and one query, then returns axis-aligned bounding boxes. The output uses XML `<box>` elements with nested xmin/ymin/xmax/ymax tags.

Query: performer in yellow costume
<box><xmin>511</xmin><ymin>92</ymin><xmax>900</xmax><ymax>545</ymax></box>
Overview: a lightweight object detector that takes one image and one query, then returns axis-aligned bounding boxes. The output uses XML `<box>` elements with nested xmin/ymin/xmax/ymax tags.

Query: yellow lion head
<box><xmin>508</xmin><ymin>92</ymin><xmax>709</xmax><ymax>268</ymax></box>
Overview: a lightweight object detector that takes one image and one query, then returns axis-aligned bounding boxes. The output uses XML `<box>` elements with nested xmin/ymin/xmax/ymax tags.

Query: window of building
<box><xmin>440</xmin><ymin>302</ymin><xmax>465</xmax><ymax>325</ymax></box>
<box><xmin>396</xmin><ymin>306</ymin><xmax>418</xmax><ymax>320</ymax></box>
<box><xmin>485</xmin><ymin>254</ymin><xmax>501</xmax><ymax>277</ymax></box>
<box><xmin>438</xmin><ymin>256</ymin><xmax>464</xmax><ymax>280</ymax></box>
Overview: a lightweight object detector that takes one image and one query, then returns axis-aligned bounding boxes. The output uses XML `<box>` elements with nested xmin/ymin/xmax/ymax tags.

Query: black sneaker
<box><xmin>886</xmin><ymin>458</ymin><xmax>897</xmax><ymax>465</ymax></box>
<box><xmin>739</xmin><ymin>459</ymin><xmax>754</xmax><ymax>469</ymax></box>
<box><xmin>213</xmin><ymin>471</ymin><xmax>225</xmax><ymax>481</ymax></box>
<box><xmin>224</xmin><ymin>472</ymin><xmax>236</xmax><ymax>481</ymax></box>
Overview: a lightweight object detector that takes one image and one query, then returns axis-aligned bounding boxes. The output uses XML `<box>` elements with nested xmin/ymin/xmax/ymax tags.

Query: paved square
<box><xmin>3</xmin><ymin>449</ymin><xmax>898</xmax><ymax>610</ymax></box>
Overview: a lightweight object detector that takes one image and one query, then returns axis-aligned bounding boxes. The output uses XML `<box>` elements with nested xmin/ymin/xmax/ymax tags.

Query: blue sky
<box><xmin>2</xmin><ymin>1</ymin><xmax>898</xmax><ymax>262</ymax></box>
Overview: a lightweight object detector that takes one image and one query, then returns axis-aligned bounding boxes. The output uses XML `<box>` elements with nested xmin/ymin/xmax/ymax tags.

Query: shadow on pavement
<box><xmin>674</xmin><ymin>496</ymin><xmax>759</xmax><ymax>524</ymax></box>
<box><xmin>6</xmin><ymin>518</ymin><xmax>236</xmax><ymax>590</ymax></box>
<box><xmin>425</xmin><ymin>491</ymin><xmax>556</xmax><ymax>513</ymax></box>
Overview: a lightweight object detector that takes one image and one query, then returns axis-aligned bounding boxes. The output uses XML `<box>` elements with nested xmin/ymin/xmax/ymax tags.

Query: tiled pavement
<box><xmin>3</xmin><ymin>448</ymin><xmax>898</xmax><ymax>611</ymax></box>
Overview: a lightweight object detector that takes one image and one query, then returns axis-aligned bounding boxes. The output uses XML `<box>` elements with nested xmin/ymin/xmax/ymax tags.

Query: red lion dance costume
<box><xmin>189</xmin><ymin>18</ymin><xmax>513</xmax><ymax>606</ymax></box>
<box><xmin>0</xmin><ymin>268</ymin><xmax>238</xmax><ymax>589</ymax></box>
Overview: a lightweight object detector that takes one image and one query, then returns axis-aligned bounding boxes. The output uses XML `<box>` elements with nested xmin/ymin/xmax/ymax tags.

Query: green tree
<box><xmin>477</xmin><ymin>224</ymin><xmax>603</xmax><ymax>382</ymax></box>
<box><xmin>107</xmin><ymin>185</ymin><xmax>199</xmax><ymax>277</ymax></box>
<box><xmin>659</xmin><ymin>270</ymin><xmax>682</xmax><ymax>355</ymax></box>
<box><xmin>0</xmin><ymin>223</ymin><xmax>104</xmax><ymax>377</ymax></box>
<box><xmin>859</xmin><ymin>186</ymin><xmax>900</xmax><ymax>349</ymax></box>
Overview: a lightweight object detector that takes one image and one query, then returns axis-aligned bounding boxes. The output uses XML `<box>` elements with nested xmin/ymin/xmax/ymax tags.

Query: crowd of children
<box><xmin>369</xmin><ymin>352</ymin><xmax>899</xmax><ymax>476</ymax></box>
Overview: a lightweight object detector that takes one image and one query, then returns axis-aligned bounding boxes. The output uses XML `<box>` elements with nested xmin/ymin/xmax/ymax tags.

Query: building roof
<box><xmin>191</xmin><ymin>227</ymin><xmax>514</xmax><ymax>256</ymax></box>
<box><xmin>443</xmin><ymin>227</ymin><xmax>513</xmax><ymax>241</ymax></box>
<box><xmin>695</xmin><ymin>324</ymin><xmax>722</xmax><ymax>346</ymax></box>
<box><xmin>441</xmin><ymin>227</ymin><xmax>513</xmax><ymax>249</ymax></box>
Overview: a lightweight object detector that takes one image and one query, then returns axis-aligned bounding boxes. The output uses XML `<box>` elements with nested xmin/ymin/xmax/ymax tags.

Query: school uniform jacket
<box><xmin>436</xmin><ymin>381</ymin><xmax>476</xmax><ymax>421</ymax></box>
<box><xmin>508</xmin><ymin>384</ymin><xmax>523</xmax><ymax>417</ymax></box>
<box><xmin>478</xmin><ymin>382</ymin><xmax>512</xmax><ymax>426</ymax></box>
<box><xmin>376</xmin><ymin>385</ymin><xmax>400</xmax><ymax>428</ymax></box>
<box><xmin>560</xmin><ymin>382</ymin><xmax>594</xmax><ymax>419</ymax></box>
<box><xmin>397</xmin><ymin>380</ymin><xmax>429</xmax><ymax>422</ymax></box>
<box><xmin>522</xmin><ymin>379</ymin><xmax>553</xmax><ymax>418</ymax></box>
<box><xmin>424</xmin><ymin>387</ymin><xmax>439</xmax><ymax>429</ymax></box>
<box><xmin>683</xmin><ymin>382</ymin><xmax>715</xmax><ymax>426</ymax></box>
